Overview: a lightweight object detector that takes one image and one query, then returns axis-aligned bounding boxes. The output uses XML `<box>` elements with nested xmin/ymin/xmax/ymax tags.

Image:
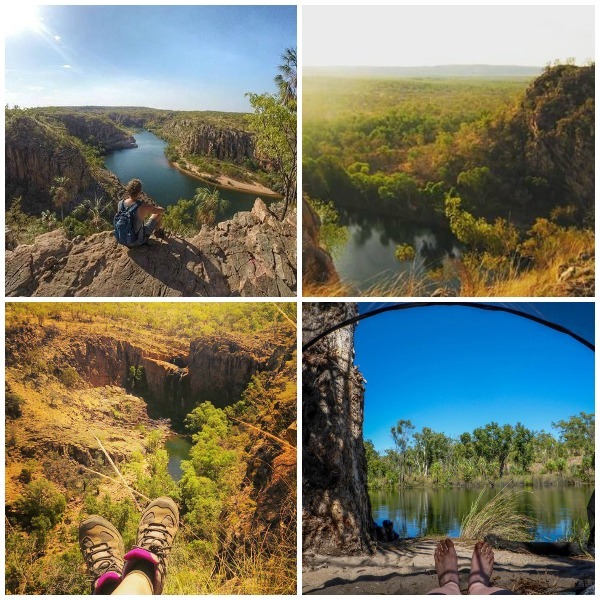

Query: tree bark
<box><xmin>302</xmin><ymin>302</ymin><xmax>375</xmax><ymax>555</ymax></box>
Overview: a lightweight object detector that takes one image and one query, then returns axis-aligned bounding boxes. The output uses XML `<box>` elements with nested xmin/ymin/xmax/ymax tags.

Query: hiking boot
<box><xmin>154</xmin><ymin>228</ymin><xmax>168</xmax><ymax>239</ymax></box>
<box><xmin>79</xmin><ymin>515</ymin><xmax>125</xmax><ymax>594</ymax></box>
<box><xmin>122</xmin><ymin>497</ymin><xmax>179</xmax><ymax>594</ymax></box>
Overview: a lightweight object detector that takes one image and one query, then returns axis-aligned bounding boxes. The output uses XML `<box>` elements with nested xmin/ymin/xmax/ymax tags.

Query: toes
<box><xmin>445</xmin><ymin>538</ymin><xmax>455</xmax><ymax>550</ymax></box>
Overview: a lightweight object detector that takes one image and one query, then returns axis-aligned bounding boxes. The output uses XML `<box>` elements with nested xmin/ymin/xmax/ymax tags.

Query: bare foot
<box><xmin>434</xmin><ymin>538</ymin><xmax>460</xmax><ymax>588</ymax></box>
<box><xmin>469</xmin><ymin>541</ymin><xmax>494</xmax><ymax>591</ymax></box>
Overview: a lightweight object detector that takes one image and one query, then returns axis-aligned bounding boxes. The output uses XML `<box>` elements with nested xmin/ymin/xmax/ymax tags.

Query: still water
<box><xmin>165</xmin><ymin>434</ymin><xmax>192</xmax><ymax>481</ymax></box>
<box><xmin>104</xmin><ymin>130</ymin><xmax>267</xmax><ymax>221</ymax></box>
<box><xmin>333</xmin><ymin>208</ymin><xmax>458</xmax><ymax>293</ymax></box>
<box><xmin>370</xmin><ymin>486</ymin><xmax>592</xmax><ymax>542</ymax></box>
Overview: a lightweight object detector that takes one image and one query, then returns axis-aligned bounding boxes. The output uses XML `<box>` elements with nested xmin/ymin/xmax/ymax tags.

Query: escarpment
<box><xmin>6</xmin><ymin>322</ymin><xmax>274</xmax><ymax>427</ymax></box>
<box><xmin>52</xmin><ymin>113</ymin><xmax>137</xmax><ymax>151</ymax></box>
<box><xmin>162</xmin><ymin>119</ymin><xmax>255</xmax><ymax>163</ymax></box>
<box><xmin>302</xmin><ymin>197</ymin><xmax>339</xmax><ymax>288</ymax></box>
<box><xmin>5</xmin><ymin>113</ymin><xmax>123</xmax><ymax>213</ymax></box>
<box><xmin>6</xmin><ymin>199</ymin><xmax>297</xmax><ymax>297</ymax></box>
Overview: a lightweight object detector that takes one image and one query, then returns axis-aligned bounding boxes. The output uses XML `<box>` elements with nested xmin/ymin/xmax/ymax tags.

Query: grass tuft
<box><xmin>460</xmin><ymin>485</ymin><xmax>536</xmax><ymax>541</ymax></box>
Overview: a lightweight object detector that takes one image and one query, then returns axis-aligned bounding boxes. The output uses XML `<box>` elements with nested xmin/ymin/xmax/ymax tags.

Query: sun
<box><xmin>4</xmin><ymin>5</ymin><xmax>45</xmax><ymax>36</ymax></box>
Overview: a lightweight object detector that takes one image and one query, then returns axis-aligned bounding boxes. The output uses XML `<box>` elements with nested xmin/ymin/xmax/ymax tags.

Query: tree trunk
<box><xmin>302</xmin><ymin>302</ymin><xmax>375</xmax><ymax>555</ymax></box>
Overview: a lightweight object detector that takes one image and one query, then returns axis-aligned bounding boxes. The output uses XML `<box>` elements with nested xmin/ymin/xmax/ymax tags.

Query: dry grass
<box><xmin>460</xmin><ymin>485</ymin><xmax>536</xmax><ymax>541</ymax></box>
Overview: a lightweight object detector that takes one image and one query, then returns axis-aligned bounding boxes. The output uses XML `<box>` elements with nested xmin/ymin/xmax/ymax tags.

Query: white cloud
<box><xmin>54</xmin><ymin>35</ymin><xmax>61</xmax><ymax>42</ymax></box>
<box><xmin>62</xmin><ymin>64</ymin><xmax>72</xmax><ymax>69</ymax></box>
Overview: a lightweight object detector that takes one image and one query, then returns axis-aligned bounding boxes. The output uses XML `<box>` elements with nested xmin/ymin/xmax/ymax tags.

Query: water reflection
<box><xmin>370</xmin><ymin>486</ymin><xmax>593</xmax><ymax>541</ymax></box>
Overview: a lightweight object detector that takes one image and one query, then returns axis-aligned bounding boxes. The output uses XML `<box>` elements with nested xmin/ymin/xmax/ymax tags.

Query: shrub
<box><xmin>6</xmin><ymin>387</ymin><xmax>24</xmax><ymax>418</ymax></box>
<box><xmin>15</xmin><ymin>478</ymin><xmax>66</xmax><ymax>545</ymax></box>
<box><xmin>58</xmin><ymin>367</ymin><xmax>80</xmax><ymax>389</ymax></box>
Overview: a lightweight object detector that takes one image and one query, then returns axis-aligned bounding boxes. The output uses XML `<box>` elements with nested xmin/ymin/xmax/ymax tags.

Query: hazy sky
<box><xmin>355</xmin><ymin>303</ymin><xmax>595</xmax><ymax>452</ymax></box>
<box><xmin>5</xmin><ymin>5</ymin><xmax>296</xmax><ymax>111</ymax></box>
<box><xmin>304</xmin><ymin>5</ymin><xmax>594</xmax><ymax>67</ymax></box>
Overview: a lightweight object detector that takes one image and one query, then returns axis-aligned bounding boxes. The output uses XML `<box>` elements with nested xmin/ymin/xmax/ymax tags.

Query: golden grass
<box><xmin>460</xmin><ymin>485</ymin><xmax>536</xmax><ymax>541</ymax></box>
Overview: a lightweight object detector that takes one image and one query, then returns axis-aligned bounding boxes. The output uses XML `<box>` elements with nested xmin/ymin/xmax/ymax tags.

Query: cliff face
<box><xmin>302</xmin><ymin>197</ymin><xmax>339</xmax><ymax>288</ymax></box>
<box><xmin>5</xmin><ymin>114</ymin><xmax>93</xmax><ymax>208</ymax></box>
<box><xmin>163</xmin><ymin>120</ymin><xmax>255</xmax><ymax>163</ymax></box>
<box><xmin>5</xmin><ymin>113</ymin><xmax>123</xmax><ymax>213</ymax></box>
<box><xmin>53</xmin><ymin>113</ymin><xmax>137</xmax><ymax>151</ymax></box>
<box><xmin>522</xmin><ymin>64</ymin><xmax>595</xmax><ymax>212</ymax></box>
<box><xmin>6</xmin><ymin>199</ymin><xmax>297</xmax><ymax>297</ymax></box>
<box><xmin>302</xmin><ymin>302</ymin><xmax>374</xmax><ymax>555</ymax></box>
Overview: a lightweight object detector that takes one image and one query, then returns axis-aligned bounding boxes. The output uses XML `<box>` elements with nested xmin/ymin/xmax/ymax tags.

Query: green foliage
<box><xmin>6</xmin><ymin>384</ymin><xmax>24</xmax><ymax>418</ymax></box>
<box><xmin>365</xmin><ymin>415</ymin><xmax>594</xmax><ymax>489</ymax></box>
<box><xmin>14</xmin><ymin>478</ymin><xmax>66</xmax><ymax>546</ymax></box>
<box><xmin>58</xmin><ymin>366</ymin><xmax>80</xmax><ymax>389</ymax></box>
<box><xmin>306</xmin><ymin>196</ymin><xmax>348</xmax><ymax>258</ymax></box>
<box><xmin>247</xmin><ymin>91</ymin><xmax>297</xmax><ymax>217</ymax></box>
<box><xmin>194</xmin><ymin>187</ymin><xmax>230</xmax><ymax>226</ymax></box>
<box><xmin>127</xmin><ymin>365</ymin><xmax>148</xmax><ymax>394</ymax></box>
<box><xmin>395</xmin><ymin>243</ymin><xmax>416</xmax><ymax>262</ymax></box>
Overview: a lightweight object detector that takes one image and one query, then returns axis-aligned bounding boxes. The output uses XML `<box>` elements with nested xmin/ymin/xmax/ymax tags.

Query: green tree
<box><xmin>194</xmin><ymin>187</ymin><xmax>229</xmax><ymax>226</ymax></box>
<box><xmin>511</xmin><ymin>423</ymin><xmax>535</xmax><ymax>473</ymax></box>
<box><xmin>391</xmin><ymin>419</ymin><xmax>414</xmax><ymax>486</ymax></box>
<box><xmin>15</xmin><ymin>478</ymin><xmax>66</xmax><ymax>546</ymax></box>
<box><xmin>552</xmin><ymin>412</ymin><xmax>594</xmax><ymax>457</ymax></box>
<box><xmin>49</xmin><ymin>176</ymin><xmax>71</xmax><ymax>222</ymax></box>
<box><xmin>274</xmin><ymin>47</ymin><xmax>297</xmax><ymax>109</ymax></box>
<box><xmin>472</xmin><ymin>422</ymin><xmax>513</xmax><ymax>478</ymax></box>
<box><xmin>247</xmin><ymin>83</ymin><xmax>296</xmax><ymax>219</ymax></box>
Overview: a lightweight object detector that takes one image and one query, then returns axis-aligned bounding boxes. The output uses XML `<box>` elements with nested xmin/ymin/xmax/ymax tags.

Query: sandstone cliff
<box><xmin>162</xmin><ymin>119</ymin><xmax>255</xmax><ymax>163</ymax></box>
<box><xmin>5</xmin><ymin>112</ymin><xmax>122</xmax><ymax>213</ymax></box>
<box><xmin>302</xmin><ymin>197</ymin><xmax>339</xmax><ymax>288</ymax></box>
<box><xmin>52</xmin><ymin>112</ymin><xmax>137</xmax><ymax>151</ymax></box>
<box><xmin>6</xmin><ymin>199</ymin><xmax>296</xmax><ymax>297</ymax></box>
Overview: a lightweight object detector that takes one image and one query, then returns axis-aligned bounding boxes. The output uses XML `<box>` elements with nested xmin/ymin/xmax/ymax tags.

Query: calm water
<box><xmin>333</xmin><ymin>208</ymin><xmax>458</xmax><ymax>293</ymax></box>
<box><xmin>370</xmin><ymin>486</ymin><xmax>593</xmax><ymax>542</ymax></box>
<box><xmin>165</xmin><ymin>434</ymin><xmax>192</xmax><ymax>481</ymax></box>
<box><xmin>104</xmin><ymin>130</ymin><xmax>268</xmax><ymax>221</ymax></box>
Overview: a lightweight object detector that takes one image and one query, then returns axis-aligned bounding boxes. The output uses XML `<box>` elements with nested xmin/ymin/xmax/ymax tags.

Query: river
<box><xmin>333</xmin><ymin>207</ymin><xmax>458</xmax><ymax>294</ymax></box>
<box><xmin>165</xmin><ymin>434</ymin><xmax>192</xmax><ymax>481</ymax></box>
<box><xmin>104</xmin><ymin>129</ymin><xmax>268</xmax><ymax>221</ymax></box>
<box><xmin>370</xmin><ymin>485</ymin><xmax>593</xmax><ymax>542</ymax></box>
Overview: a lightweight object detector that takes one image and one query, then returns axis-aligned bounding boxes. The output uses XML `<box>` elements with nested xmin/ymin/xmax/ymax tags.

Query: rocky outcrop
<box><xmin>5</xmin><ymin>199</ymin><xmax>296</xmax><ymax>297</ymax></box>
<box><xmin>53</xmin><ymin>113</ymin><xmax>137</xmax><ymax>151</ymax></box>
<box><xmin>5</xmin><ymin>113</ymin><xmax>93</xmax><ymax>208</ymax></box>
<box><xmin>5</xmin><ymin>113</ymin><xmax>123</xmax><ymax>213</ymax></box>
<box><xmin>163</xmin><ymin>119</ymin><xmax>255</xmax><ymax>163</ymax></box>
<box><xmin>302</xmin><ymin>303</ymin><xmax>374</xmax><ymax>555</ymax></box>
<box><xmin>302</xmin><ymin>197</ymin><xmax>339</xmax><ymax>288</ymax></box>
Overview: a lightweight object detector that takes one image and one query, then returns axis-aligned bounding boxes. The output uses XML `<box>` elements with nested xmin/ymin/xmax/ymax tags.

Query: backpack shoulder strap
<box><xmin>128</xmin><ymin>199</ymin><xmax>143</xmax><ymax>215</ymax></box>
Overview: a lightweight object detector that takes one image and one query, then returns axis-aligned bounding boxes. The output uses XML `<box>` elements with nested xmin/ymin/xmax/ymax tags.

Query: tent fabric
<box><xmin>302</xmin><ymin>302</ymin><xmax>594</xmax><ymax>353</ymax></box>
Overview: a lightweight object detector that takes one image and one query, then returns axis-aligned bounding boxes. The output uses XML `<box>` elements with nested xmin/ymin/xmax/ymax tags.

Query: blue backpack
<box><xmin>114</xmin><ymin>200</ymin><xmax>142</xmax><ymax>246</ymax></box>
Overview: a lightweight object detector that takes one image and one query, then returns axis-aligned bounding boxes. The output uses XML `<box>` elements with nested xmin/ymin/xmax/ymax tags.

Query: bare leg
<box><xmin>468</xmin><ymin>541</ymin><xmax>511</xmax><ymax>595</ymax></box>
<box><xmin>111</xmin><ymin>570</ymin><xmax>153</xmax><ymax>595</ymax></box>
<box><xmin>428</xmin><ymin>538</ymin><xmax>461</xmax><ymax>595</ymax></box>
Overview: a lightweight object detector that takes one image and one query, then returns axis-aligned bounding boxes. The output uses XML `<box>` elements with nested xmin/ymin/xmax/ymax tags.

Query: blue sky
<box><xmin>5</xmin><ymin>5</ymin><xmax>296</xmax><ymax>111</ymax></box>
<box><xmin>304</xmin><ymin>5</ymin><xmax>594</xmax><ymax>67</ymax></box>
<box><xmin>355</xmin><ymin>303</ymin><xmax>595</xmax><ymax>452</ymax></box>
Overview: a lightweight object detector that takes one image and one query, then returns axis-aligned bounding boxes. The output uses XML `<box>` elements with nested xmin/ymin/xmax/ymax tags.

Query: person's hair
<box><xmin>126</xmin><ymin>179</ymin><xmax>143</xmax><ymax>197</ymax></box>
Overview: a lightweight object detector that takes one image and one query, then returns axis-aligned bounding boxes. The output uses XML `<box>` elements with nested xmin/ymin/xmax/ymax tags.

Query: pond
<box><xmin>370</xmin><ymin>485</ymin><xmax>593</xmax><ymax>542</ymax></box>
<box><xmin>332</xmin><ymin>207</ymin><xmax>458</xmax><ymax>294</ymax></box>
<box><xmin>104</xmin><ymin>129</ymin><xmax>270</xmax><ymax>221</ymax></box>
<box><xmin>165</xmin><ymin>434</ymin><xmax>192</xmax><ymax>482</ymax></box>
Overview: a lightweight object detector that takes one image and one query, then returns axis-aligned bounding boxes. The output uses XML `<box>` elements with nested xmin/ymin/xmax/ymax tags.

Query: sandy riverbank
<box><xmin>303</xmin><ymin>538</ymin><xmax>594</xmax><ymax>595</ymax></box>
<box><xmin>171</xmin><ymin>160</ymin><xmax>282</xmax><ymax>198</ymax></box>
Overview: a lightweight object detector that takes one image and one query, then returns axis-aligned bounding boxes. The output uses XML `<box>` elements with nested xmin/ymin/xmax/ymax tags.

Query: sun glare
<box><xmin>4</xmin><ymin>5</ymin><xmax>45</xmax><ymax>36</ymax></box>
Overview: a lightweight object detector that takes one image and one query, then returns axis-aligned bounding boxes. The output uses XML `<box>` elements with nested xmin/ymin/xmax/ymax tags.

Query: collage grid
<box><xmin>3</xmin><ymin>1</ymin><xmax>596</xmax><ymax>597</ymax></box>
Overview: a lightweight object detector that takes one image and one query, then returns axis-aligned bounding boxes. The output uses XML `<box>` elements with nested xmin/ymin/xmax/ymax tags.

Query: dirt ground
<box><xmin>302</xmin><ymin>539</ymin><xmax>594</xmax><ymax>595</ymax></box>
